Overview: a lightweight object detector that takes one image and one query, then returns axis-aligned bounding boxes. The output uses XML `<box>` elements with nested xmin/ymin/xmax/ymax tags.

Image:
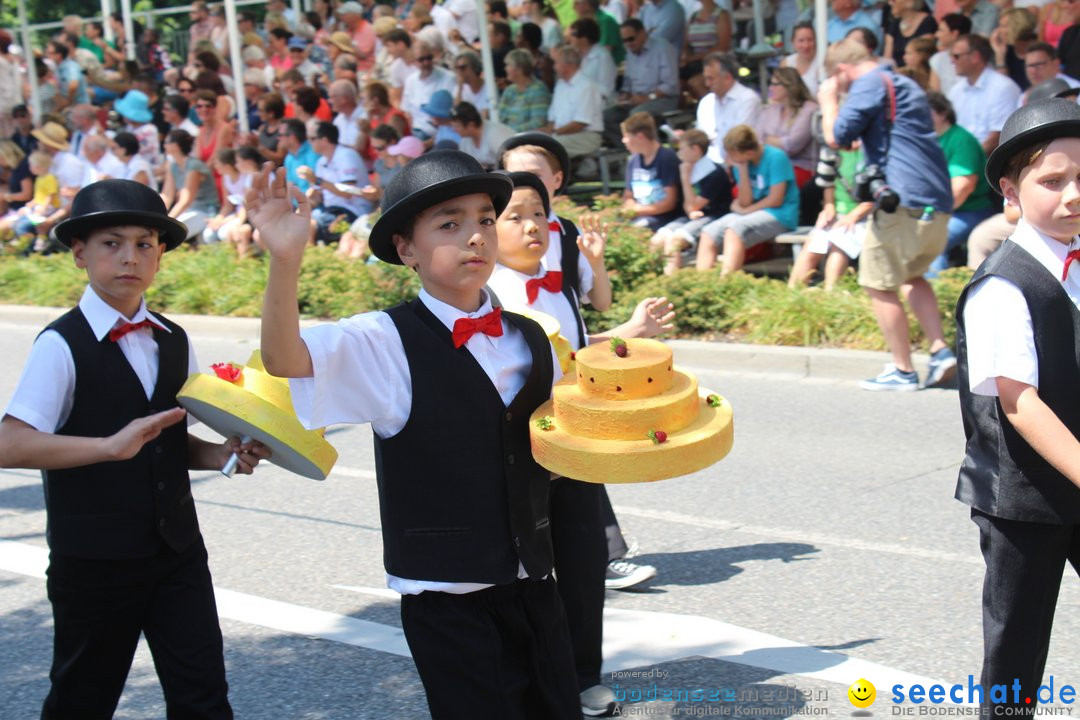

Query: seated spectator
<box><xmin>639</xmin><ymin>0</ymin><xmax>685</xmax><ymax>51</ymax></box>
<box><xmin>543</xmin><ymin>46</ymin><xmax>604</xmax><ymax>162</ymax></box>
<box><xmin>1058</xmin><ymin>3</ymin><xmax>1080</xmax><ymax>80</ymax></box>
<box><xmin>381</xmin><ymin>28</ymin><xmax>414</xmax><ymax>107</ymax></box>
<box><xmin>328</xmin><ymin>79</ymin><xmax>366</xmax><ymax>153</ymax></box>
<box><xmin>758</xmin><ymin>67</ymin><xmax>818</xmax><ymax>188</ymax></box>
<box><xmin>294</xmin><ymin>85</ymin><xmax>328</xmax><ymax>139</ymax></box>
<box><xmin>359</xmin><ymin>80</ymin><xmax>411</xmax><ymax>162</ymax></box>
<box><xmin>268</xmin><ymin>27</ymin><xmax>295</xmax><ymax>77</ymax></box>
<box><xmin>9</xmin><ymin>151</ymin><xmax>59</xmax><ymax>252</ymax></box>
<box><xmin>929</xmin><ymin>14</ymin><xmax>970</xmax><ymax>95</ymax></box>
<box><xmin>1038</xmin><ymin>0</ymin><xmax>1072</xmax><ymax>45</ymax></box>
<box><xmin>288</xmin><ymin>37</ymin><xmax>321</xmax><ymax>86</ymax></box>
<box><xmin>1016</xmin><ymin>41</ymin><xmax>1080</xmax><ymax>107</ymax></box>
<box><xmin>419</xmin><ymin>89</ymin><xmax>462</xmax><ymax>149</ymax></box>
<box><xmin>947</xmin><ymin>33</ymin><xmax>1021</xmax><ymax>155</ymax></box>
<box><xmin>9</xmin><ymin>105</ymin><xmax>37</xmax><ymax>157</ymax></box>
<box><xmin>925</xmin><ymin>92</ymin><xmax>993</xmax><ymax>277</ymax></box>
<box><xmin>0</xmin><ymin>139</ymin><xmax>32</xmax><ymax>217</ymax></box>
<box><xmin>650</xmin><ymin>129</ymin><xmax>733</xmax><ymax>274</ymax></box>
<box><xmin>82</xmin><ymin>135</ymin><xmax>125</xmax><ymax>180</ymax></box>
<box><xmin>280</xmin><ymin>118</ymin><xmax>320</xmax><ymax>192</ymax></box>
<box><xmin>902</xmin><ymin>37</ymin><xmax>936</xmax><ymax>89</ymax></box>
<box><xmin>680</xmin><ymin>0</ymin><xmax>732</xmax><ymax>100</ymax></box>
<box><xmin>46</xmin><ymin>40</ymin><xmax>89</xmax><ymax>110</ymax></box>
<box><xmin>521</xmin><ymin>0</ymin><xmax>563</xmax><ymax>51</ymax></box>
<box><xmin>570</xmin><ymin>18</ymin><xmax>617</xmax><ymax>108</ymax></box>
<box><xmin>515</xmin><ymin>22</ymin><xmax>555</xmax><ymax>90</ymax></box>
<box><xmin>696</xmin><ymin>52</ymin><xmax>761</xmax><ymax>164</ymax></box>
<box><xmin>498</xmin><ymin>49</ymin><xmax>551</xmax><ymax>133</ymax></box>
<box><xmin>251</xmin><ymin>92</ymin><xmax>287</xmax><ymax>165</ymax></box>
<box><xmin>826</xmin><ymin>0</ymin><xmax>880</xmax><ymax>45</ymax></box>
<box><xmin>885</xmin><ymin>0</ymin><xmax>937</xmax><ymax>69</ymax></box>
<box><xmin>489</xmin><ymin>21</ymin><xmax>514</xmax><ymax>83</ymax></box>
<box><xmin>115</xmin><ymin>89</ymin><xmax>163</xmax><ymax>171</ymax></box>
<box><xmin>401</xmin><ymin>39</ymin><xmax>457</xmax><ymax>140</ymax></box>
<box><xmin>298</xmin><ymin>121</ymin><xmax>371</xmax><ymax>244</ymax></box>
<box><xmin>788</xmin><ymin>144</ymin><xmax>870</xmax><ymax>289</ymax></box>
<box><xmin>990</xmin><ymin>7</ymin><xmax>1037</xmax><ymax>90</ymax></box>
<box><xmin>450</xmin><ymin>102</ymin><xmax>514</xmax><ymax>169</ymax></box>
<box><xmin>160</xmin><ymin>128</ymin><xmax>218</xmax><ymax>241</ymax></box>
<box><xmin>603</xmin><ymin>19</ymin><xmax>679</xmax><ymax>148</ymax></box>
<box><xmin>781</xmin><ymin>23</ymin><xmax>821</xmax><ymax>96</ymax></box>
<box><xmin>620</xmin><ymin>111</ymin><xmax>681</xmax><ymax>231</ymax></box>
<box><xmin>955</xmin><ymin>0</ymin><xmax>999</xmax><ymax>38</ymax></box>
<box><xmin>204</xmin><ymin>147</ymin><xmax>256</xmax><ymax>249</ymax></box>
<box><xmin>110</xmin><ymin>131</ymin><xmax>155</xmax><ymax>188</ymax></box>
<box><xmin>242</xmin><ymin>69</ymin><xmax>269</xmax><ymax>132</ymax></box>
<box><xmin>453</xmin><ymin>50</ymin><xmax>490</xmax><ymax>116</ymax></box>
<box><xmin>698</xmin><ymin>125</ymin><xmax>798</xmax><ymax>274</ymax></box>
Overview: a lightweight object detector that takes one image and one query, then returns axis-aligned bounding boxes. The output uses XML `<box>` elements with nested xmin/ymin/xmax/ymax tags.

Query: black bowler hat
<box><xmin>53</xmin><ymin>179</ymin><xmax>189</xmax><ymax>250</ymax></box>
<box><xmin>496</xmin><ymin>132</ymin><xmax>571</xmax><ymax>193</ymax></box>
<box><xmin>368</xmin><ymin>150</ymin><xmax>513</xmax><ymax>265</ymax></box>
<box><xmin>985</xmin><ymin>98</ymin><xmax>1080</xmax><ymax>194</ymax></box>
<box><xmin>1026</xmin><ymin>77</ymin><xmax>1080</xmax><ymax>105</ymax></box>
<box><xmin>498</xmin><ymin>170</ymin><xmax>551</xmax><ymax>218</ymax></box>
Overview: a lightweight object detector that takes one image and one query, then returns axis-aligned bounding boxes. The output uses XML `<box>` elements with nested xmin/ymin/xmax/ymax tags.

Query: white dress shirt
<box><xmin>581</xmin><ymin>44</ymin><xmax>617</xmax><ymax>107</ymax></box>
<box><xmin>548</xmin><ymin>70</ymin><xmax>604</xmax><ymax>133</ymax></box>
<box><xmin>947</xmin><ymin>67</ymin><xmax>1021</xmax><ymax>144</ymax></box>
<box><xmin>488</xmin><ymin>262</ymin><xmax>587</xmax><ymax>351</ymax></box>
<box><xmin>696</xmin><ymin>82</ymin><xmax>761</xmax><ymax>164</ymax></box>
<box><xmin>288</xmin><ymin>288</ymin><xmax>561</xmax><ymax>595</ymax></box>
<box><xmin>963</xmin><ymin>219</ymin><xmax>1080</xmax><ymax>397</ymax></box>
<box><xmin>332</xmin><ymin>104</ymin><xmax>367</xmax><ymax>152</ymax></box>
<box><xmin>4</xmin><ymin>285</ymin><xmax>199</xmax><ymax>433</ymax></box>
<box><xmin>315</xmin><ymin>144</ymin><xmax>368</xmax><ymax>215</ymax></box>
<box><xmin>401</xmin><ymin>66</ymin><xmax>458</xmax><ymax>137</ymax></box>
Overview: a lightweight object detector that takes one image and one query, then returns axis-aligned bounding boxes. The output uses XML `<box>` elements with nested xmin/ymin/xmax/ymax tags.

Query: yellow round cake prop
<box><xmin>529</xmin><ymin>339</ymin><xmax>733</xmax><ymax>483</ymax></box>
<box><xmin>507</xmin><ymin>306</ymin><xmax>574</xmax><ymax>373</ymax></box>
<box><xmin>177</xmin><ymin>351</ymin><xmax>338</xmax><ymax>480</ymax></box>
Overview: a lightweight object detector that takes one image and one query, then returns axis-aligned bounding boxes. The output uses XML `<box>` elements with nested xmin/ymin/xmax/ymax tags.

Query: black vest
<box><xmin>42</xmin><ymin>308</ymin><xmax>198</xmax><ymax>558</ymax></box>
<box><xmin>374</xmin><ymin>300</ymin><xmax>555</xmax><ymax>583</ymax></box>
<box><xmin>556</xmin><ymin>215</ymin><xmax>588</xmax><ymax>349</ymax></box>
<box><xmin>955</xmin><ymin>240</ymin><xmax>1080</xmax><ymax>523</ymax></box>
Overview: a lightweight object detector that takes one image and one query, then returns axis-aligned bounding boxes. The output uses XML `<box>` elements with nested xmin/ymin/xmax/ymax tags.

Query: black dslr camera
<box><xmin>854</xmin><ymin>164</ymin><xmax>900</xmax><ymax>213</ymax></box>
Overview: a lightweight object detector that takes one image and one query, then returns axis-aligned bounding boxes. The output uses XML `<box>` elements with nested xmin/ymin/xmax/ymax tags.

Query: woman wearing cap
<box><xmin>115</xmin><ymin>89</ymin><xmax>164</xmax><ymax>175</ymax></box>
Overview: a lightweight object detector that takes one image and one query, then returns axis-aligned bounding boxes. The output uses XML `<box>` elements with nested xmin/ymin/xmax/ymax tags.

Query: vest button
<box><xmin>158</xmin><ymin>482</ymin><xmax>165</xmax><ymax>491</ymax></box>
<box><xmin>505</xmin><ymin>412</ymin><xmax>512</xmax><ymax>422</ymax></box>
<box><xmin>514</xmin><ymin>536</ymin><xmax>521</xmax><ymax>547</ymax></box>
<box><xmin>154</xmin><ymin>445</ymin><xmax>163</xmax><ymax>455</ymax></box>
<box><xmin>507</xmin><ymin>454</ymin><xmax>515</xmax><ymax>465</ymax></box>
<box><xmin>158</xmin><ymin>518</ymin><xmax>165</xmax><ymax>527</ymax></box>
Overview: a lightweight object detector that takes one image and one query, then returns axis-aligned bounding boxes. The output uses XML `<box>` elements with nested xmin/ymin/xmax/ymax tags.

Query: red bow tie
<box><xmin>109</xmin><ymin>319</ymin><xmax>157</xmax><ymax>342</ymax></box>
<box><xmin>1063</xmin><ymin>249</ymin><xmax>1080</xmax><ymax>280</ymax></box>
<box><xmin>451</xmin><ymin>307</ymin><xmax>503</xmax><ymax>348</ymax></box>
<box><xmin>525</xmin><ymin>271</ymin><xmax>563</xmax><ymax>304</ymax></box>
<box><xmin>548</xmin><ymin>221</ymin><xmax>561</xmax><ymax>233</ymax></box>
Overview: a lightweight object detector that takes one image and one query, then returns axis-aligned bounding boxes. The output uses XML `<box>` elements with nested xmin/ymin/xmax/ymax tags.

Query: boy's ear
<box><xmin>1000</xmin><ymin>177</ymin><xmax>1019</xmax><ymax>207</ymax></box>
<box><xmin>71</xmin><ymin>238</ymin><xmax>88</xmax><ymax>269</ymax></box>
<box><xmin>553</xmin><ymin>169</ymin><xmax>564</xmax><ymax>191</ymax></box>
<box><xmin>392</xmin><ymin>233</ymin><xmax>415</xmax><ymax>269</ymax></box>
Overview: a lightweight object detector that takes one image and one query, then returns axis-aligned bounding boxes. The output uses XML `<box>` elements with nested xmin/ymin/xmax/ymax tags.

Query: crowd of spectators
<box><xmin>0</xmin><ymin>0</ymin><xmax>1077</xmax><ymax>277</ymax></box>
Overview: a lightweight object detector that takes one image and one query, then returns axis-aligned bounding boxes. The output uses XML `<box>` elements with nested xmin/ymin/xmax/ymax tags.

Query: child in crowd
<box><xmin>0</xmin><ymin>179</ymin><xmax>268</xmax><ymax>718</ymax></box>
<box><xmin>250</xmin><ymin>153</ymin><xmax>581</xmax><ymax>718</ymax></box>
<box><xmin>650</xmin><ymin>129</ymin><xmax>733</xmax><ymax>275</ymax></box>
<box><xmin>789</xmin><ymin>144</ymin><xmax>870</xmax><ymax>289</ymax></box>
<box><xmin>205</xmin><ymin>147</ymin><xmax>256</xmax><ymax>248</ymax></box>
<box><xmin>698</xmin><ymin>124</ymin><xmax>800</xmax><ymax>274</ymax></box>
<box><xmin>955</xmin><ymin>98</ymin><xmax>1080</xmax><ymax>714</ymax></box>
<box><xmin>620</xmin><ymin>111</ymin><xmax>682</xmax><ymax>231</ymax></box>
<box><xmin>13</xmin><ymin>151</ymin><xmax>62</xmax><ymax>254</ymax></box>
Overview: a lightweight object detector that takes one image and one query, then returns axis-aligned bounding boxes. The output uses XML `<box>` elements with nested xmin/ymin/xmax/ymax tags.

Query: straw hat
<box><xmin>31</xmin><ymin>121</ymin><xmax>71</xmax><ymax>152</ymax></box>
<box><xmin>328</xmin><ymin>32</ymin><xmax>354</xmax><ymax>55</ymax></box>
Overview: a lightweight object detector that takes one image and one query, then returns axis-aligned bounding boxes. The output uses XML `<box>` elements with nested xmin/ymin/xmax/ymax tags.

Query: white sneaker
<box><xmin>605</xmin><ymin>559</ymin><xmax>657</xmax><ymax>590</ymax></box>
<box><xmin>581</xmin><ymin>684</ymin><xmax>618</xmax><ymax>717</ymax></box>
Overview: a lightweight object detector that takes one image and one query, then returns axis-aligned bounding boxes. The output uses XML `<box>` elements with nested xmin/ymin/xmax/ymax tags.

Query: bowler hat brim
<box><xmin>53</xmin><ymin>210</ymin><xmax>191</xmax><ymax>251</ymax></box>
<box><xmin>496</xmin><ymin>133</ymin><xmax>570</xmax><ymax>193</ymax></box>
<box><xmin>368</xmin><ymin>174</ymin><xmax>513</xmax><ymax>265</ymax></box>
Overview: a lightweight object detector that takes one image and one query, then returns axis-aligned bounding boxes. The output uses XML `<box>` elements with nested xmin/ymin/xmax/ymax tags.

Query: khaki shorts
<box><xmin>859</xmin><ymin>207</ymin><xmax>950</xmax><ymax>292</ymax></box>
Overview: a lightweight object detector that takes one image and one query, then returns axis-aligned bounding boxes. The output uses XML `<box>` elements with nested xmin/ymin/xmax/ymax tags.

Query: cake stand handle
<box><xmin>221</xmin><ymin>435</ymin><xmax>253</xmax><ymax>478</ymax></box>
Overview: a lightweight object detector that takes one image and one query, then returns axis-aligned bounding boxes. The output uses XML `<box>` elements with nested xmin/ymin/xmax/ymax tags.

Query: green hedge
<box><xmin>0</xmin><ymin>199</ymin><xmax>972</xmax><ymax>350</ymax></box>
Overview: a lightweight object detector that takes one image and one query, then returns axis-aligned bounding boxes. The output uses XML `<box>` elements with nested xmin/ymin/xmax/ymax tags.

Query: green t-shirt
<box><xmin>835</xmin><ymin>148</ymin><xmax>862</xmax><ymax>216</ymax></box>
<box><xmin>938</xmin><ymin>123</ymin><xmax>992</xmax><ymax>212</ymax></box>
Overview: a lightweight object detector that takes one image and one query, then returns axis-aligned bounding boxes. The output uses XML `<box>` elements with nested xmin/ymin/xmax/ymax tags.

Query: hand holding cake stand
<box><xmin>177</xmin><ymin>350</ymin><xmax>339</xmax><ymax>480</ymax></box>
<box><xmin>529</xmin><ymin>338</ymin><xmax>733</xmax><ymax>483</ymax></box>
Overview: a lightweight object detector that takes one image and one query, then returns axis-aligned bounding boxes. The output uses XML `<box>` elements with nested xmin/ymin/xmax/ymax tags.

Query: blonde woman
<box><xmin>991</xmin><ymin>7</ymin><xmax>1038</xmax><ymax>90</ymax></box>
<box><xmin>0</xmin><ymin>139</ymin><xmax>30</xmax><ymax>219</ymax></box>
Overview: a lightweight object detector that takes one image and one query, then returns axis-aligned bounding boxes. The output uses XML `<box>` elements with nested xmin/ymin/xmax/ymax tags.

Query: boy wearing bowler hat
<box><xmin>955</xmin><ymin>98</ymin><xmax>1080</xmax><ymax>713</ymax></box>
<box><xmin>252</xmin><ymin>152</ymin><xmax>580</xmax><ymax>718</ymax></box>
<box><xmin>0</xmin><ymin>179</ymin><xmax>268</xmax><ymax>719</ymax></box>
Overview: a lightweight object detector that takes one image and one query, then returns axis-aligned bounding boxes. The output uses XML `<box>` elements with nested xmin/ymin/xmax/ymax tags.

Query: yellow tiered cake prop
<box><xmin>177</xmin><ymin>351</ymin><xmax>338</xmax><ymax>480</ymax></box>
<box><xmin>507</xmin><ymin>307</ymin><xmax>573</xmax><ymax>373</ymax></box>
<box><xmin>529</xmin><ymin>338</ymin><xmax>733</xmax><ymax>483</ymax></box>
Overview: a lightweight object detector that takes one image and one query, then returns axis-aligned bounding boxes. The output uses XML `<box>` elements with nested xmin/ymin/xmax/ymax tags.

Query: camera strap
<box><xmin>879</xmin><ymin>71</ymin><xmax>897</xmax><ymax>158</ymax></box>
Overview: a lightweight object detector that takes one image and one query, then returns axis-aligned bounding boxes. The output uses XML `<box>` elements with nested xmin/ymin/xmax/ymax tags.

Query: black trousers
<box><xmin>42</xmin><ymin>537</ymin><xmax>232</xmax><ymax>720</ymax></box>
<box><xmin>551</xmin><ymin>477</ymin><xmax>609</xmax><ymax>691</ymax></box>
<box><xmin>972</xmin><ymin>509</ymin><xmax>1080</xmax><ymax>712</ymax></box>
<box><xmin>400</xmin><ymin>577</ymin><xmax>580</xmax><ymax>720</ymax></box>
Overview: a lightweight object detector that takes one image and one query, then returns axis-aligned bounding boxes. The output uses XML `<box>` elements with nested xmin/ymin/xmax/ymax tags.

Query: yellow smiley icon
<box><xmin>848</xmin><ymin>679</ymin><xmax>876</xmax><ymax>709</ymax></box>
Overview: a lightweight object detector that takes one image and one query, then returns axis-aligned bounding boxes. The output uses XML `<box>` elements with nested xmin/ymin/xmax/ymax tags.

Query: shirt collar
<box><xmin>418</xmin><ymin>287</ymin><xmax>500</xmax><ymax>342</ymax></box>
<box><xmin>1010</xmin><ymin>217</ymin><xmax>1080</xmax><ymax>283</ymax></box>
<box><xmin>78</xmin><ymin>285</ymin><xmax>168</xmax><ymax>341</ymax></box>
<box><xmin>690</xmin><ymin>156</ymin><xmax>717</xmax><ymax>184</ymax></box>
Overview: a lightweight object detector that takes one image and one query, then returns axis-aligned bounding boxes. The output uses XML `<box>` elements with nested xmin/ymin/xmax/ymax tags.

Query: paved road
<box><xmin>0</xmin><ymin>312</ymin><xmax>1077</xmax><ymax>719</ymax></box>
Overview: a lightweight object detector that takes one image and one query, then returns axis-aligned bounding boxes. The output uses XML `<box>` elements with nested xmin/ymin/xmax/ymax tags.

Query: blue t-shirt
<box><xmin>732</xmin><ymin>145</ymin><xmax>800</xmax><ymax>230</ymax></box>
<box><xmin>285</xmin><ymin>141</ymin><xmax>321</xmax><ymax>192</ymax></box>
<box><xmin>626</xmin><ymin>146</ymin><xmax>682</xmax><ymax>226</ymax></box>
<box><xmin>833</xmin><ymin>66</ymin><xmax>953</xmax><ymax>213</ymax></box>
<box><xmin>58</xmin><ymin>58</ymin><xmax>89</xmax><ymax>106</ymax></box>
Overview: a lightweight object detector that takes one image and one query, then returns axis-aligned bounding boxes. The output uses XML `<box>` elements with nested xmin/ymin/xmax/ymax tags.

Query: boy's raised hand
<box><xmin>245</xmin><ymin>163</ymin><xmax>311</xmax><ymax>265</ymax></box>
<box><xmin>106</xmin><ymin>408</ymin><xmax>187</xmax><ymax>462</ymax></box>
<box><xmin>577</xmin><ymin>213</ymin><xmax>608</xmax><ymax>267</ymax></box>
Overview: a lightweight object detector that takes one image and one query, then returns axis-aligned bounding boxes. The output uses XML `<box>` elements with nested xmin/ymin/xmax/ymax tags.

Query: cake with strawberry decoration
<box><xmin>177</xmin><ymin>350</ymin><xmax>338</xmax><ymax>479</ymax></box>
<box><xmin>529</xmin><ymin>338</ymin><xmax>733</xmax><ymax>483</ymax></box>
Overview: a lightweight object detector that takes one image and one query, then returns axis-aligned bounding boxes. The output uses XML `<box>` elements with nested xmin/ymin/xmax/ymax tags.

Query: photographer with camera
<box><xmin>819</xmin><ymin>37</ymin><xmax>958</xmax><ymax>391</ymax></box>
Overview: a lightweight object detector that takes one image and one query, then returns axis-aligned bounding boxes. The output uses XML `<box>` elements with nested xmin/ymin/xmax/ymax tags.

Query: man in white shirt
<box><xmin>1016</xmin><ymin>42</ymin><xmax>1080</xmax><ymax>108</ymax></box>
<box><xmin>329</xmin><ymin>79</ymin><xmax>367</xmax><ymax>154</ymax></box>
<box><xmin>570</xmin><ymin>18</ymin><xmax>617</xmax><ymax>108</ymax></box>
<box><xmin>401</xmin><ymin>41</ymin><xmax>458</xmax><ymax>139</ymax></box>
<box><xmin>82</xmin><ymin>135</ymin><xmax>126</xmax><ymax>180</ymax></box>
<box><xmin>68</xmin><ymin>104</ymin><xmax>102</xmax><ymax>160</ymax></box>
<box><xmin>543</xmin><ymin>45</ymin><xmax>604</xmax><ymax>159</ymax></box>
<box><xmin>930</xmin><ymin>13</ymin><xmax>969</xmax><ymax>96</ymax></box>
<box><xmin>303</xmin><ymin>121</ymin><xmax>372</xmax><ymax>243</ymax></box>
<box><xmin>947</xmin><ymin>33</ymin><xmax>1021</xmax><ymax>155</ymax></box>
<box><xmin>695</xmin><ymin>52</ymin><xmax>761</xmax><ymax>164</ymax></box>
<box><xmin>450</xmin><ymin>102</ymin><xmax>515</xmax><ymax>168</ymax></box>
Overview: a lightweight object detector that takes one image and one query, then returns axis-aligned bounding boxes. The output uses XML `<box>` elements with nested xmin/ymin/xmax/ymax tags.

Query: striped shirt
<box><xmin>498</xmin><ymin>79</ymin><xmax>552</xmax><ymax>133</ymax></box>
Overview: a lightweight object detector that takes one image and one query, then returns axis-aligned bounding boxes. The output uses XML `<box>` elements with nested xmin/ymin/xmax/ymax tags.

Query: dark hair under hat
<box><xmin>496</xmin><ymin>132</ymin><xmax>571</xmax><ymax>193</ymax></box>
<box><xmin>498</xmin><ymin>170</ymin><xmax>551</xmax><ymax>219</ymax></box>
<box><xmin>53</xmin><ymin>179</ymin><xmax>189</xmax><ymax>250</ymax></box>
<box><xmin>985</xmin><ymin>98</ymin><xmax>1080</xmax><ymax>193</ymax></box>
<box><xmin>368</xmin><ymin>150</ymin><xmax>513</xmax><ymax>265</ymax></box>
